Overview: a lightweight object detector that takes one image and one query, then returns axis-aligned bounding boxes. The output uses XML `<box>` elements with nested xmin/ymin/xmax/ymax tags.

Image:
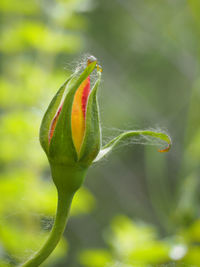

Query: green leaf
<box><xmin>188</xmin><ymin>0</ymin><xmax>200</xmax><ymax>27</ymax></box>
<box><xmin>94</xmin><ymin>130</ymin><xmax>171</xmax><ymax>162</ymax></box>
<box><xmin>79</xmin><ymin>249</ymin><xmax>113</xmax><ymax>267</ymax></box>
<box><xmin>0</xmin><ymin>22</ymin><xmax>81</xmax><ymax>53</ymax></box>
<box><xmin>0</xmin><ymin>0</ymin><xmax>39</xmax><ymax>15</ymax></box>
<box><xmin>79</xmin><ymin>72</ymin><xmax>101</xmax><ymax>165</ymax></box>
<box><xmin>39</xmin><ymin>76</ymin><xmax>73</xmax><ymax>155</ymax></box>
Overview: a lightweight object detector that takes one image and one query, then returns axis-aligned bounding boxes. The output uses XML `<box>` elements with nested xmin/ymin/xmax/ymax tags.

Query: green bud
<box><xmin>39</xmin><ymin>59</ymin><xmax>102</xmax><ymax>168</ymax></box>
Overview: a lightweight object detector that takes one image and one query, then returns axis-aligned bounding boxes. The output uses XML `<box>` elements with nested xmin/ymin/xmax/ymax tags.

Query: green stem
<box><xmin>21</xmin><ymin>163</ymin><xmax>87</xmax><ymax>267</ymax></box>
<box><xmin>21</xmin><ymin>189</ymin><xmax>73</xmax><ymax>267</ymax></box>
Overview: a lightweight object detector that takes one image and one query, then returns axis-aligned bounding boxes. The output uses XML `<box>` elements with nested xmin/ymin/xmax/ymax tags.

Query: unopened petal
<box><xmin>71</xmin><ymin>76</ymin><xmax>90</xmax><ymax>154</ymax></box>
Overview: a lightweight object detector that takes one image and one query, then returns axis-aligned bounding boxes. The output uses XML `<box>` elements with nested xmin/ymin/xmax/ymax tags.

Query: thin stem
<box><xmin>21</xmin><ymin>190</ymin><xmax>73</xmax><ymax>267</ymax></box>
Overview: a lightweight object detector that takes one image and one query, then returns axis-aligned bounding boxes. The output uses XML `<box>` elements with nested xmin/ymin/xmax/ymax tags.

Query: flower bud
<box><xmin>40</xmin><ymin>58</ymin><xmax>102</xmax><ymax>167</ymax></box>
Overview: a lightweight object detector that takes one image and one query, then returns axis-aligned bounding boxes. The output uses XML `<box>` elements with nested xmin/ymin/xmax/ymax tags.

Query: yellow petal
<box><xmin>71</xmin><ymin>77</ymin><xmax>90</xmax><ymax>154</ymax></box>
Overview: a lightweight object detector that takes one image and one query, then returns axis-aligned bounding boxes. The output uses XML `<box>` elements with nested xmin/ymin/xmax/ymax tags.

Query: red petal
<box><xmin>82</xmin><ymin>76</ymin><xmax>90</xmax><ymax>118</ymax></box>
<box><xmin>48</xmin><ymin>104</ymin><xmax>63</xmax><ymax>144</ymax></box>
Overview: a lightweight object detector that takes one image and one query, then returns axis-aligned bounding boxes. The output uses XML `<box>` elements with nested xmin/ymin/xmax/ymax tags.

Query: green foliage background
<box><xmin>1</xmin><ymin>0</ymin><xmax>200</xmax><ymax>266</ymax></box>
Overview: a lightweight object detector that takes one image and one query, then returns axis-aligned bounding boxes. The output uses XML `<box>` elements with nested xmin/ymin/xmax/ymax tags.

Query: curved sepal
<box><xmin>39</xmin><ymin>76</ymin><xmax>73</xmax><ymax>155</ymax></box>
<box><xmin>93</xmin><ymin>130</ymin><xmax>171</xmax><ymax>162</ymax></box>
<box><xmin>79</xmin><ymin>72</ymin><xmax>102</xmax><ymax>165</ymax></box>
<box><xmin>49</xmin><ymin>61</ymin><xmax>97</xmax><ymax>164</ymax></box>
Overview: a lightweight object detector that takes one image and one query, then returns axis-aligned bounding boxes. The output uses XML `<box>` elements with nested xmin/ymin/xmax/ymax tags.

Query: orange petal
<box><xmin>71</xmin><ymin>76</ymin><xmax>90</xmax><ymax>153</ymax></box>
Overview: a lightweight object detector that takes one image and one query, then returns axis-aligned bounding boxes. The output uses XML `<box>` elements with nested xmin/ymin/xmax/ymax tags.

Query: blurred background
<box><xmin>1</xmin><ymin>0</ymin><xmax>200</xmax><ymax>266</ymax></box>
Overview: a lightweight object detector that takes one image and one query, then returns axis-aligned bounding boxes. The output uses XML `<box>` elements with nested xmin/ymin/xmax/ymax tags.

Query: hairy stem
<box><xmin>21</xmin><ymin>190</ymin><xmax>73</xmax><ymax>267</ymax></box>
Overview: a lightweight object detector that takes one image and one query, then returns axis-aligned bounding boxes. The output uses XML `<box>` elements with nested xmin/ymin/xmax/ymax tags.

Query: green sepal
<box><xmin>94</xmin><ymin>130</ymin><xmax>172</xmax><ymax>162</ymax></box>
<box><xmin>39</xmin><ymin>76</ymin><xmax>73</xmax><ymax>155</ymax></box>
<box><xmin>49</xmin><ymin>61</ymin><xmax>97</xmax><ymax>165</ymax></box>
<box><xmin>79</xmin><ymin>72</ymin><xmax>102</xmax><ymax>166</ymax></box>
<box><xmin>50</xmin><ymin>163</ymin><xmax>88</xmax><ymax>194</ymax></box>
